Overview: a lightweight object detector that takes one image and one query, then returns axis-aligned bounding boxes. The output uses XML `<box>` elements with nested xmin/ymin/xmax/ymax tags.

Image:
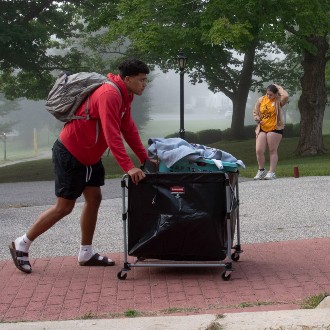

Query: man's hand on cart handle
<box><xmin>148</xmin><ymin>159</ymin><xmax>159</xmax><ymax>167</ymax></box>
<box><xmin>128</xmin><ymin>167</ymin><xmax>146</xmax><ymax>184</ymax></box>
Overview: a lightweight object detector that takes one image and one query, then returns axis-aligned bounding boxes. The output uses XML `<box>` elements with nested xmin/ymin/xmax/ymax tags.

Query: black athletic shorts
<box><xmin>52</xmin><ymin>139</ymin><xmax>105</xmax><ymax>200</ymax></box>
<box><xmin>260</xmin><ymin>128</ymin><xmax>284</xmax><ymax>135</ymax></box>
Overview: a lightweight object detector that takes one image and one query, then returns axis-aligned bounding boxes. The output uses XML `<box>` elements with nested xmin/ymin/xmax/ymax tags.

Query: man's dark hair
<box><xmin>118</xmin><ymin>58</ymin><xmax>149</xmax><ymax>79</ymax></box>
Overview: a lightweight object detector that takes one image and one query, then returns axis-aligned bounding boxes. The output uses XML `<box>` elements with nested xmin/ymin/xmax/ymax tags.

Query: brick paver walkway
<box><xmin>1</xmin><ymin>238</ymin><xmax>329</xmax><ymax>322</ymax></box>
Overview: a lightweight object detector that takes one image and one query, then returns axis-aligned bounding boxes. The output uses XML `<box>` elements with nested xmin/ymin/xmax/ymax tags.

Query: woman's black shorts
<box><xmin>260</xmin><ymin>128</ymin><xmax>284</xmax><ymax>135</ymax></box>
<box><xmin>52</xmin><ymin>139</ymin><xmax>105</xmax><ymax>200</ymax></box>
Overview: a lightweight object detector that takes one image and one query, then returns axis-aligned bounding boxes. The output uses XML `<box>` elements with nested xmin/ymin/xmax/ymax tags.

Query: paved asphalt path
<box><xmin>1</xmin><ymin>176</ymin><xmax>329</xmax><ymax>262</ymax></box>
<box><xmin>0</xmin><ymin>179</ymin><xmax>123</xmax><ymax>207</ymax></box>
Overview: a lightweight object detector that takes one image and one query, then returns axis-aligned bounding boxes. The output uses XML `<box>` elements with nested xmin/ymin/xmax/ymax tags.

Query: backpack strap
<box><xmin>84</xmin><ymin>80</ymin><xmax>123</xmax><ymax>120</ymax></box>
<box><xmin>85</xmin><ymin>80</ymin><xmax>123</xmax><ymax>145</ymax></box>
<box><xmin>104</xmin><ymin>81</ymin><xmax>123</xmax><ymax>108</ymax></box>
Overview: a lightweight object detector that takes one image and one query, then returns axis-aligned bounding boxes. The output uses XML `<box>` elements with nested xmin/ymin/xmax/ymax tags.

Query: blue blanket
<box><xmin>148</xmin><ymin>138</ymin><xmax>245</xmax><ymax>169</ymax></box>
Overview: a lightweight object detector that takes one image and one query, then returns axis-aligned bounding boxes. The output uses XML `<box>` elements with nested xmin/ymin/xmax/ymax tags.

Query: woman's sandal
<box><xmin>9</xmin><ymin>242</ymin><xmax>32</xmax><ymax>274</ymax></box>
<box><xmin>79</xmin><ymin>253</ymin><xmax>115</xmax><ymax>267</ymax></box>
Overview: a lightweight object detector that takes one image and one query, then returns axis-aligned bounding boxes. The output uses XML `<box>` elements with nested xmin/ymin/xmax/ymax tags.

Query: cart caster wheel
<box><xmin>221</xmin><ymin>271</ymin><xmax>231</xmax><ymax>281</ymax></box>
<box><xmin>117</xmin><ymin>271</ymin><xmax>128</xmax><ymax>280</ymax></box>
<box><xmin>231</xmin><ymin>252</ymin><xmax>240</xmax><ymax>262</ymax></box>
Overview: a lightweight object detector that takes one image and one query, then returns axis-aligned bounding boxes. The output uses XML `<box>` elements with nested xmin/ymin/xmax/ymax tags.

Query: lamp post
<box><xmin>177</xmin><ymin>49</ymin><xmax>187</xmax><ymax>139</ymax></box>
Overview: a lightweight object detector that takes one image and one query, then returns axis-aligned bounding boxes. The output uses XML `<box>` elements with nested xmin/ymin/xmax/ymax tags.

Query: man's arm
<box><xmin>98</xmin><ymin>90</ymin><xmax>147</xmax><ymax>183</ymax></box>
<box><xmin>98</xmin><ymin>90</ymin><xmax>136</xmax><ymax>172</ymax></box>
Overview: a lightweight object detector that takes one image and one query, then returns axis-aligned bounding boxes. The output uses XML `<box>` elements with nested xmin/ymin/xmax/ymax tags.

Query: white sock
<box><xmin>78</xmin><ymin>245</ymin><xmax>94</xmax><ymax>262</ymax></box>
<box><xmin>78</xmin><ymin>245</ymin><xmax>105</xmax><ymax>262</ymax></box>
<box><xmin>14</xmin><ymin>234</ymin><xmax>32</xmax><ymax>253</ymax></box>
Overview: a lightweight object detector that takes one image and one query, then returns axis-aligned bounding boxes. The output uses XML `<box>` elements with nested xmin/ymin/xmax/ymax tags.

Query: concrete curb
<box><xmin>1</xmin><ymin>297</ymin><xmax>329</xmax><ymax>330</ymax></box>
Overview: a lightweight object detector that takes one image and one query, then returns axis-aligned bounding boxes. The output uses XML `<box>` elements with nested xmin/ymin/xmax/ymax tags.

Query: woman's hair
<box><xmin>267</xmin><ymin>84</ymin><xmax>278</xmax><ymax>94</ymax></box>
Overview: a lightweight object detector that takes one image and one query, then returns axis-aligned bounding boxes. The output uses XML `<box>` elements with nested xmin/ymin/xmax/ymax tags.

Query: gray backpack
<box><xmin>45</xmin><ymin>71</ymin><xmax>121</xmax><ymax>122</ymax></box>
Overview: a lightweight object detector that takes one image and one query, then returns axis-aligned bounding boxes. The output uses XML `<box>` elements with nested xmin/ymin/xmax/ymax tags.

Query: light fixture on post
<box><xmin>177</xmin><ymin>49</ymin><xmax>187</xmax><ymax>139</ymax></box>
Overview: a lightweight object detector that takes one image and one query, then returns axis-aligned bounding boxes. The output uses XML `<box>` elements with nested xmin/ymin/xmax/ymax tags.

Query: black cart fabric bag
<box><xmin>127</xmin><ymin>173</ymin><xmax>231</xmax><ymax>261</ymax></box>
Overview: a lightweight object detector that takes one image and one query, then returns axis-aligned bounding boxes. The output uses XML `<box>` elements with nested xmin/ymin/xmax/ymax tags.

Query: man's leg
<box><xmin>27</xmin><ymin>197</ymin><xmax>76</xmax><ymax>241</ymax></box>
<box><xmin>78</xmin><ymin>186</ymin><xmax>115</xmax><ymax>266</ymax></box>
<box><xmin>80</xmin><ymin>186</ymin><xmax>102</xmax><ymax>245</ymax></box>
<box><xmin>10</xmin><ymin>197</ymin><xmax>75</xmax><ymax>273</ymax></box>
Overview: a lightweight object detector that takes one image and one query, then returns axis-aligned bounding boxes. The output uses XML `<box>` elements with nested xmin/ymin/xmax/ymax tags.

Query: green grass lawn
<box><xmin>0</xmin><ymin>135</ymin><xmax>329</xmax><ymax>183</ymax></box>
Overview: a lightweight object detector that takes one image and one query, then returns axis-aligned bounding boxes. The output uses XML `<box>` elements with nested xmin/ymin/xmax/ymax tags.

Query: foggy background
<box><xmin>0</xmin><ymin>68</ymin><xmax>302</xmax><ymax>162</ymax></box>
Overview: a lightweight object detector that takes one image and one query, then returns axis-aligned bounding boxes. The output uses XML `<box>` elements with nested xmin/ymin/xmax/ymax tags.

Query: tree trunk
<box><xmin>231</xmin><ymin>42</ymin><xmax>257</xmax><ymax>139</ymax></box>
<box><xmin>296</xmin><ymin>35</ymin><xmax>328</xmax><ymax>155</ymax></box>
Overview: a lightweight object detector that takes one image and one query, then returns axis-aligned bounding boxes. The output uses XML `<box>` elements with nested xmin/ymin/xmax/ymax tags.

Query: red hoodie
<box><xmin>59</xmin><ymin>73</ymin><xmax>148</xmax><ymax>172</ymax></box>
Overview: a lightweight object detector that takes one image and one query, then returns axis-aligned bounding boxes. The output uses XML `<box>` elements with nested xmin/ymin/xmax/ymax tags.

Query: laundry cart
<box><xmin>117</xmin><ymin>165</ymin><xmax>243</xmax><ymax>281</ymax></box>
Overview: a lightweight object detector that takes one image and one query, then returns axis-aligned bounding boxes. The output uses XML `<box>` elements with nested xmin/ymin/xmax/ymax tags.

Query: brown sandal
<box><xmin>79</xmin><ymin>253</ymin><xmax>115</xmax><ymax>267</ymax></box>
<box><xmin>9</xmin><ymin>242</ymin><xmax>32</xmax><ymax>274</ymax></box>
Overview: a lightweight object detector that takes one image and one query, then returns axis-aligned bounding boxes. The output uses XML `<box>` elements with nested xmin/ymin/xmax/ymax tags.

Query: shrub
<box><xmin>243</xmin><ymin>125</ymin><xmax>257</xmax><ymax>139</ymax></box>
<box><xmin>165</xmin><ymin>131</ymin><xmax>198</xmax><ymax>143</ymax></box>
<box><xmin>164</xmin><ymin>123</ymin><xmax>301</xmax><ymax>143</ymax></box>
<box><xmin>292</xmin><ymin>123</ymin><xmax>301</xmax><ymax>137</ymax></box>
<box><xmin>182</xmin><ymin>131</ymin><xmax>199</xmax><ymax>143</ymax></box>
<box><xmin>221</xmin><ymin>126</ymin><xmax>256</xmax><ymax>140</ymax></box>
<box><xmin>196</xmin><ymin>129</ymin><xmax>223</xmax><ymax>145</ymax></box>
<box><xmin>222</xmin><ymin>127</ymin><xmax>233</xmax><ymax>140</ymax></box>
<box><xmin>284</xmin><ymin>123</ymin><xmax>300</xmax><ymax>138</ymax></box>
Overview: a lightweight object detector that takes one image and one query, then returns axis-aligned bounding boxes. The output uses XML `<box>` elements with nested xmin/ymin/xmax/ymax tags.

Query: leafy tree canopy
<box><xmin>0</xmin><ymin>0</ymin><xmax>109</xmax><ymax>100</ymax></box>
<box><xmin>78</xmin><ymin>0</ymin><xmax>304</xmax><ymax>138</ymax></box>
<box><xmin>81</xmin><ymin>0</ymin><xmax>301</xmax><ymax>95</ymax></box>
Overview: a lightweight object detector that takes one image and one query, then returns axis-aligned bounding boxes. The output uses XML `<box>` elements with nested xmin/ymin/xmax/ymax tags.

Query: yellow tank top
<box><xmin>260</xmin><ymin>96</ymin><xmax>277</xmax><ymax>132</ymax></box>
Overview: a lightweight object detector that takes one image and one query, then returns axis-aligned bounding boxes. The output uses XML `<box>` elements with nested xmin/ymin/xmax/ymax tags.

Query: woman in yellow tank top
<box><xmin>252</xmin><ymin>84</ymin><xmax>289</xmax><ymax>180</ymax></box>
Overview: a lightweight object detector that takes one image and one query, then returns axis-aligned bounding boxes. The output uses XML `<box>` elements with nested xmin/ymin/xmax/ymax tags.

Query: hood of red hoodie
<box><xmin>107</xmin><ymin>73</ymin><xmax>134</xmax><ymax>104</ymax></box>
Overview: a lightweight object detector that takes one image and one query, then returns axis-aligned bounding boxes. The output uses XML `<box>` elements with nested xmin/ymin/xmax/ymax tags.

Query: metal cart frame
<box><xmin>117</xmin><ymin>172</ymin><xmax>243</xmax><ymax>281</ymax></box>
